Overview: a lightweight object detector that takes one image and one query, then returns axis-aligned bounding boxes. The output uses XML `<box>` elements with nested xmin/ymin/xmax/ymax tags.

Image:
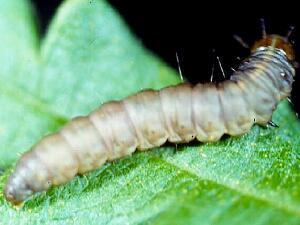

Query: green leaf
<box><xmin>0</xmin><ymin>0</ymin><xmax>179</xmax><ymax>167</ymax></box>
<box><xmin>0</xmin><ymin>0</ymin><xmax>299</xmax><ymax>224</ymax></box>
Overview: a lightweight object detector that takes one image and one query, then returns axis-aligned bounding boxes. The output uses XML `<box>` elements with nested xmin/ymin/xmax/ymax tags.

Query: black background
<box><xmin>32</xmin><ymin>0</ymin><xmax>300</xmax><ymax>116</ymax></box>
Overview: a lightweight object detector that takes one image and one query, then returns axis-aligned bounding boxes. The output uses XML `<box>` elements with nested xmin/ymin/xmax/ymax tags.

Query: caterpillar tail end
<box><xmin>4</xmin><ymin>183</ymin><xmax>24</xmax><ymax>206</ymax></box>
<box><xmin>3</xmin><ymin>173</ymin><xmax>33</xmax><ymax>206</ymax></box>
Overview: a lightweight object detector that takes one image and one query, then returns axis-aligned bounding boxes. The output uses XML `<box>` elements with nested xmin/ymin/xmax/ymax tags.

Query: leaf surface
<box><xmin>0</xmin><ymin>0</ymin><xmax>299</xmax><ymax>224</ymax></box>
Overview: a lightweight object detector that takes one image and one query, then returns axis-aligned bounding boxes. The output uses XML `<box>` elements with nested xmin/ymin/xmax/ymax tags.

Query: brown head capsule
<box><xmin>251</xmin><ymin>34</ymin><xmax>296</xmax><ymax>61</ymax></box>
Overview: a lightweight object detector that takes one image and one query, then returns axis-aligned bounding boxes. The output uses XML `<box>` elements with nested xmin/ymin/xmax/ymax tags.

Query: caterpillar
<box><xmin>3</xmin><ymin>32</ymin><xmax>296</xmax><ymax>205</ymax></box>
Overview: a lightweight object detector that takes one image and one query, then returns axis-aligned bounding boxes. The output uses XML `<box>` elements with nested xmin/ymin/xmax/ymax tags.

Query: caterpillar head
<box><xmin>250</xmin><ymin>34</ymin><xmax>296</xmax><ymax>98</ymax></box>
<box><xmin>251</xmin><ymin>34</ymin><xmax>295</xmax><ymax>61</ymax></box>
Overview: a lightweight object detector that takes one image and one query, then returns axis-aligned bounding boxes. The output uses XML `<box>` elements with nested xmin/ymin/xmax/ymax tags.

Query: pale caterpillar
<box><xmin>3</xmin><ymin>32</ymin><xmax>296</xmax><ymax>205</ymax></box>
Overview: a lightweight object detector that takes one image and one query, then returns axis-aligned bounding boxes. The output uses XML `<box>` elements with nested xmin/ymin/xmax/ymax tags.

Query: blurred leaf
<box><xmin>0</xmin><ymin>0</ymin><xmax>178</xmax><ymax>167</ymax></box>
<box><xmin>0</xmin><ymin>0</ymin><xmax>299</xmax><ymax>224</ymax></box>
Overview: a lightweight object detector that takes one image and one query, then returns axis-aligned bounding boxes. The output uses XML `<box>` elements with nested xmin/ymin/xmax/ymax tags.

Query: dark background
<box><xmin>32</xmin><ymin>0</ymin><xmax>300</xmax><ymax>116</ymax></box>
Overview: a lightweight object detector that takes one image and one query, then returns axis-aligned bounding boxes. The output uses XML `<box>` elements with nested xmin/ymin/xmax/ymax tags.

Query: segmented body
<box><xmin>4</xmin><ymin>35</ymin><xmax>296</xmax><ymax>205</ymax></box>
